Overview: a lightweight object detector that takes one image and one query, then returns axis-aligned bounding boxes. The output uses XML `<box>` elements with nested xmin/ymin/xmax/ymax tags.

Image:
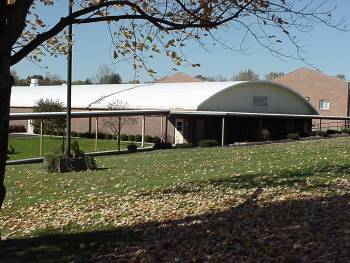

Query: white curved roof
<box><xmin>10</xmin><ymin>81</ymin><xmax>318</xmax><ymax>115</ymax></box>
<box><xmin>11</xmin><ymin>81</ymin><xmax>244</xmax><ymax>110</ymax></box>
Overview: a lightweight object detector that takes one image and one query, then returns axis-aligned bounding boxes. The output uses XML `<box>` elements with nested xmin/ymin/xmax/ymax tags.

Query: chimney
<box><xmin>30</xmin><ymin>78</ymin><xmax>39</xmax><ymax>87</ymax></box>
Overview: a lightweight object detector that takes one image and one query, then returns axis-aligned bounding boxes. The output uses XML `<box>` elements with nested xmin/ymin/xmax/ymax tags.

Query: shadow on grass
<box><xmin>205</xmin><ymin>163</ymin><xmax>350</xmax><ymax>190</ymax></box>
<box><xmin>1</xmin><ymin>191</ymin><xmax>349</xmax><ymax>262</ymax></box>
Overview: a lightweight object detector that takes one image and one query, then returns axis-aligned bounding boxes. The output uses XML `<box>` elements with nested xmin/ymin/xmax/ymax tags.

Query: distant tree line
<box><xmin>11</xmin><ymin>64</ymin><xmax>123</xmax><ymax>86</ymax></box>
<box><xmin>195</xmin><ymin>69</ymin><xmax>286</xmax><ymax>82</ymax></box>
<box><xmin>197</xmin><ymin>69</ymin><xmax>347</xmax><ymax>82</ymax></box>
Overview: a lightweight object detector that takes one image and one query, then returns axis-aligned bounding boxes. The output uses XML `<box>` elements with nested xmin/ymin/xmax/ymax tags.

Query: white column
<box><xmin>221</xmin><ymin>117</ymin><xmax>225</xmax><ymax>146</ymax></box>
<box><xmin>141</xmin><ymin>116</ymin><xmax>145</xmax><ymax>147</ymax></box>
<box><xmin>95</xmin><ymin>117</ymin><xmax>99</xmax><ymax>151</ymax></box>
<box><xmin>165</xmin><ymin>116</ymin><xmax>168</xmax><ymax>143</ymax></box>
<box><xmin>39</xmin><ymin>120</ymin><xmax>43</xmax><ymax>156</ymax></box>
<box><xmin>160</xmin><ymin>116</ymin><xmax>164</xmax><ymax>142</ymax></box>
<box><xmin>118</xmin><ymin>116</ymin><xmax>121</xmax><ymax>152</ymax></box>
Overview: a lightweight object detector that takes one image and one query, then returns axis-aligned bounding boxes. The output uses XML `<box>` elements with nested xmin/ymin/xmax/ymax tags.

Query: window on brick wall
<box><xmin>319</xmin><ymin>100</ymin><xmax>330</xmax><ymax>110</ymax></box>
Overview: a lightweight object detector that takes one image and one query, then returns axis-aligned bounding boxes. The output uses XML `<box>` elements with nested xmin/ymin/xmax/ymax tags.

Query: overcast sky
<box><xmin>11</xmin><ymin>0</ymin><xmax>350</xmax><ymax>82</ymax></box>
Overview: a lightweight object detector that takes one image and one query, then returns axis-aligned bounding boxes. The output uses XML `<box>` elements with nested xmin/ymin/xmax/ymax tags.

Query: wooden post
<box><xmin>141</xmin><ymin>116</ymin><xmax>145</xmax><ymax>147</ymax></box>
<box><xmin>221</xmin><ymin>117</ymin><xmax>225</xmax><ymax>146</ymax></box>
<box><xmin>320</xmin><ymin>119</ymin><xmax>322</xmax><ymax>131</ymax></box>
<box><xmin>95</xmin><ymin>117</ymin><xmax>98</xmax><ymax>151</ymax></box>
<box><xmin>39</xmin><ymin>120</ymin><xmax>43</xmax><ymax>156</ymax></box>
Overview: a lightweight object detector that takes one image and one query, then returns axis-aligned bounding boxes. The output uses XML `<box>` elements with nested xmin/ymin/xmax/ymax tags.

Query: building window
<box><xmin>305</xmin><ymin>97</ymin><xmax>310</xmax><ymax>101</ymax></box>
<box><xmin>176</xmin><ymin>120</ymin><xmax>183</xmax><ymax>132</ymax></box>
<box><xmin>253</xmin><ymin>96</ymin><xmax>268</xmax><ymax>107</ymax></box>
<box><xmin>319</xmin><ymin>100</ymin><xmax>330</xmax><ymax>110</ymax></box>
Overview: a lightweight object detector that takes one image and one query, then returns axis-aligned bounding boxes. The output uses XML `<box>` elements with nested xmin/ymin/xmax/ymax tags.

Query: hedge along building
<box><xmin>10</xmin><ymin>81</ymin><xmax>318</xmax><ymax>145</ymax></box>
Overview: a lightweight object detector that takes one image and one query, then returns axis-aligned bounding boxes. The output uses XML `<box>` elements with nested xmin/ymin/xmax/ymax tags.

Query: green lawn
<box><xmin>1</xmin><ymin>137</ymin><xmax>350</xmax><ymax>262</ymax></box>
<box><xmin>7</xmin><ymin>135</ymin><xmax>148</xmax><ymax>160</ymax></box>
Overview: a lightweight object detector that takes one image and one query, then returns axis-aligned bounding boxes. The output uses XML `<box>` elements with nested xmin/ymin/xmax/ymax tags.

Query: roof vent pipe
<box><xmin>30</xmin><ymin>78</ymin><xmax>39</xmax><ymax>87</ymax></box>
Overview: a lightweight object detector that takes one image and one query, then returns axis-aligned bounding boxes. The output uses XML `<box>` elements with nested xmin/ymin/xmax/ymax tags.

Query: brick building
<box><xmin>10</xmin><ymin>80</ymin><xmax>318</xmax><ymax>144</ymax></box>
<box><xmin>274</xmin><ymin>68</ymin><xmax>350</xmax><ymax>129</ymax></box>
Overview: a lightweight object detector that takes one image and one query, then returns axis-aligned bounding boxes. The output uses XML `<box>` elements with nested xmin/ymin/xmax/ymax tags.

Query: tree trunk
<box><xmin>0</xmin><ymin>52</ymin><xmax>13</xmax><ymax>213</ymax></box>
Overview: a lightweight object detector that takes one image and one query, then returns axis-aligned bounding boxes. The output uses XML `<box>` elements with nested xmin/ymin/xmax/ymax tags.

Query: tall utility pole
<box><xmin>66</xmin><ymin>0</ymin><xmax>73</xmax><ymax>159</ymax></box>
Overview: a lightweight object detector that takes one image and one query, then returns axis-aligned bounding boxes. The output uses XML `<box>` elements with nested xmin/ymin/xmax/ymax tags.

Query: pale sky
<box><xmin>12</xmin><ymin>0</ymin><xmax>350</xmax><ymax>82</ymax></box>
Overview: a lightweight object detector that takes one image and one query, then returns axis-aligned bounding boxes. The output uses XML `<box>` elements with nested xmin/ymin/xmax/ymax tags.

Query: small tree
<box><xmin>232</xmin><ymin>69</ymin><xmax>259</xmax><ymax>81</ymax></box>
<box><xmin>96</xmin><ymin>65</ymin><xmax>122</xmax><ymax>84</ymax></box>
<box><xmin>335</xmin><ymin>74</ymin><xmax>346</xmax><ymax>80</ymax></box>
<box><xmin>32</xmin><ymin>99</ymin><xmax>66</xmax><ymax>137</ymax></box>
<box><xmin>265</xmin><ymin>72</ymin><xmax>285</xmax><ymax>80</ymax></box>
<box><xmin>103</xmin><ymin>100</ymin><xmax>137</xmax><ymax>151</ymax></box>
<box><xmin>195</xmin><ymin>75</ymin><xmax>216</xmax><ymax>82</ymax></box>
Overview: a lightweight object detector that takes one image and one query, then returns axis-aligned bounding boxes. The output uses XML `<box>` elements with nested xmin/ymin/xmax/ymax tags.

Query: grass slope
<box><xmin>1</xmin><ymin>137</ymin><xmax>349</xmax><ymax>262</ymax></box>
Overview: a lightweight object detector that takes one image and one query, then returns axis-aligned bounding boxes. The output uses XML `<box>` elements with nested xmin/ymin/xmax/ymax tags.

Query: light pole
<box><xmin>66</xmin><ymin>0</ymin><xmax>73</xmax><ymax>159</ymax></box>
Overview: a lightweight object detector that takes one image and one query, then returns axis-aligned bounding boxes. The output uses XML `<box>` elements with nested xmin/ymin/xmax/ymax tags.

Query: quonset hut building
<box><xmin>10</xmin><ymin>80</ymin><xmax>318</xmax><ymax>145</ymax></box>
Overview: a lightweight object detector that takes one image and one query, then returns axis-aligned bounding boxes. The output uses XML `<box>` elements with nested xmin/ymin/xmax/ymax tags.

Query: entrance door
<box><xmin>174</xmin><ymin>118</ymin><xmax>184</xmax><ymax>144</ymax></box>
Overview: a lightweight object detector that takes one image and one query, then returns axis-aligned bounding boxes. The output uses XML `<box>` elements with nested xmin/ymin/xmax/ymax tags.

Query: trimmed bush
<box><xmin>120</xmin><ymin>134</ymin><xmax>128</xmax><ymax>141</ymax></box>
<box><xmin>300</xmin><ymin>131</ymin><xmax>315</xmax><ymax>138</ymax></box>
<box><xmin>326</xmin><ymin>129</ymin><xmax>340</xmax><ymax>135</ymax></box>
<box><xmin>175</xmin><ymin>143</ymin><xmax>193</xmax><ymax>149</ymax></box>
<box><xmin>152</xmin><ymin>136</ymin><xmax>161</xmax><ymax>144</ymax></box>
<box><xmin>85</xmin><ymin>156</ymin><xmax>97</xmax><ymax>170</ymax></box>
<box><xmin>105</xmin><ymin>133</ymin><xmax>113</xmax><ymax>140</ymax></box>
<box><xmin>71</xmin><ymin>140</ymin><xmax>84</xmax><ymax>158</ymax></box>
<box><xmin>127</xmin><ymin>143</ymin><xmax>138</xmax><ymax>153</ymax></box>
<box><xmin>96</xmin><ymin>132</ymin><xmax>105</xmax><ymax>139</ymax></box>
<box><xmin>53</xmin><ymin>144</ymin><xmax>65</xmax><ymax>155</ymax></box>
<box><xmin>255</xmin><ymin>129</ymin><xmax>271</xmax><ymax>141</ymax></box>
<box><xmin>77</xmin><ymin>132</ymin><xmax>85</xmax><ymax>138</ymax></box>
<box><xmin>9</xmin><ymin>125</ymin><xmax>26</xmax><ymax>133</ymax></box>
<box><xmin>340</xmin><ymin>128</ymin><xmax>350</xmax><ymax>134</ymax></box>
<box><xmin>71</xmin><ymin>140</ymin><xmax>80</xmax><ymax>153</ymax></box>
<box><xmin>198</xmin><ymin>139</ymin><xmax>218</xmax><ymax>148</ymax></box>
<box><xmin>135</xmin><ymin>134</ymin><xmax>142</xmax><ymax>142</ymax></box>
<box><xmin>315</xmin><ymin>130</ymin><xmax>328</xmax><ymax>137</ymax></box>
<box><xmin>286</xmin><ymin>133</ymin><xmax>299</xmax><ymax>140</ymax></box>
<box><xmin>7</xmin><ymin>145</ymin><xmax>15</xmax><ymax>154</ymax></box>
<box><xmin>128</xmin><ymin>134</ymin><xmax>135</xmax><ymax>141</ymax></box>
<box><xmin>44</xmin><ymin>154</ymin><xmax>97</xmax><ymax>173</ymax></box>
<box><xmin>87</xmin><ymin>132</ymin><xmax>95</xmax><ymax>139</ymax></box>
<box><xmin>154</xmin><ymin>142</ymin><xmax>173</xmax><ymax>150</ymax></box>
<box><xmin>56</xmin><ymin>130</ymin><xmax>64</xmax><ymax>136</ymax></box>
<box><xmin>71</xmin><ymin>131</ymin><xmax>78</xmax><ymax>137</ymax></box>
<box><xmin>44</xmin><ymin>154</ymin><xmax>60</xmax><ymax>173</ymax></box>
<box><xmin>145</xmin><ymin>135</ymin><xmax>153</xmax><ymax>143</ymax></box>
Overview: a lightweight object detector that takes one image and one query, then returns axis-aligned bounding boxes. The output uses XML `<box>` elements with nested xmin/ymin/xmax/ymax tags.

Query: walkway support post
<box><xmin>118</xmin><ymin>116</ymin><xmax>121</xmax><ymax>152</ymax></box>
<box><xmin>164</xmin><ymin>116</ymin><xmax>168</xmax><ymax>143</ymax></box>
<box><xmin>95</xmin><ymin>117</ymin><xmax>98</xmax><ymax>151</ymax></box>
<box><xmin>141</xmin><ymin>116</ymin><xmax>145</xmax><ymax>147</ymax></box>
<box><xmin>39</xmin><ymin>120</ymin><xmax>43</xmax><ymax>156</ymax></box>
<box><xmin>221</xmin><ymin>117</ymin><xmax>225</xmax><ymax>146</ymax></box>
<box><xmin>160</xmin><ymin>116</ymin><xmax>163</xmax><ymax>142</ymax></box>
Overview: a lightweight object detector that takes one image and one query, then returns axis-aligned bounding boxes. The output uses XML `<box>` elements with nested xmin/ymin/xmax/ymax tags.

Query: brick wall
<box><xmin>274</xmin><ymin>68</ymin><xmax>349</xmax><ymax>117</ymax></box>
<box><xmin>10</xmin><ymin>107</ymin><xmax>175</xmax><ymax>140</ymax></box>
<box><xmin>274</xmin><ymin>68</ymin><xmax>349</xmax><ymax>130</ymax></box>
